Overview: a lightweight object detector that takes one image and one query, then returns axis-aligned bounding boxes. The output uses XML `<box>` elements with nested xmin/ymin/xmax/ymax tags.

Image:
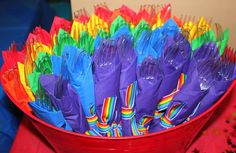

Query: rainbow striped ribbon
<box><xmin>121</xmin><ymin>82</ymin><xmax>137</xmax><ymax>119</ymax></box>
<box><xmin>139</xmin><ymin>115</ymin><xmax>154</xmax><ymax>127</ymax></box>
<box><xmin>157</xmin><ymin>90</ymin><xmax>178</xmax><ymax>111</ymax></box>
<box><xmin>107</xmin><ymin>123</ymin><xmax>122</xmax><ymax>137</ymax></box>
<box><xmin>121</xmin><ymin>107</ymin><xmax>135</xmax><ymax>120</ymax></box>
<box><xmin>101</xmin><ymin>96</ymin><xmax>117</xmax><ymax>123</ymax></box>
<box><xmin>85</xmin><ymin>128</ymin><xmax>102</xmax><ymax>136</ymax></box>
<box><xmin>157</xmin><ymin>73</ymin><xmax>186</xmax><ymax>111</ymax></box>
<box><xmin>121</xmin><ymin>81</ymin><xmax>138</xmax><ymax>136</ymax></box>
<box><xmin>86</xmin><ymin>114</ymin><xmax>98</xmax><ymax>128</ymax></box>
<box><xmin>160</xmin><ymin>103</ymin><xmax>184</xmax><ymax>129</ymax></box>
<box><xmin>97</xmin><ymin>96</ymin><xmax>117</xmax><ymax>133</ymax></box>
<box><xmin>160</xmin><ymin>116</ymin><xmax>173</xmax><ymax>129</ymax></box>
<box><xmin>136</xmin><ymin>115</ymin><xmax>153</xmax><ymax>134</ymax></box>
<box><xmin>125</xmin><ymin>81</ymin><xmax>137</xmax><ymax>108</ymax></box>
<box><xmin>131</xmin><ymin>117</ymin><xmax>141</xmax><ymax>136</ymax></box>
<box><xmin>167</xmin><ymin>103</ymin><xmax>184</xmax><ymax>120</ymax></box>
<box><xmin>96</xmin><ymin>121</ymin><xmax>112</xmax><ymax>133</ymax></box>
<box><xmin>186</xmin><ymin>102</ymin><xmax>201</xmax><ymax>121</ymax></box>
<box><xmin>137</xmin><ymin>124</ymin><xmax>149</xmax><ymax>135</ymax></box>
<box><xmin>154</xmin><ymin>110</ymin><xmax>164</xmax><ymax>119</ymax></box>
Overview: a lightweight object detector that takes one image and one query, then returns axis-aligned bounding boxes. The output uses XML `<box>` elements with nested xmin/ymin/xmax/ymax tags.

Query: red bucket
<box><xmin>1</xmin><ymin>63</ymin><xmax>236</xmax><ymax>153</ymax></box>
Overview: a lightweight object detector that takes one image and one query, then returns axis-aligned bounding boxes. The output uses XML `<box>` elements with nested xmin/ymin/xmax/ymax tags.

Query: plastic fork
<box><xmin>96</xmin><ymin>40</ymin><xmax>118</xmax><ymax>68</ymax></box>
<box><xmin>216</xmin><ymin>50</ymin><xmax>236</xmax><ymax>81</ymax></box>
<box><xmin>164</xmin><ymin>39</ymin><xmax>188</xmax><ymax>70</ymax></box>
<box><xmin>34</xmin><ymin>55</ymin><xmax>52</xmax><ymax>74</ymax></box>
<box><xmin>117</xmin><ymin>36</ymin><xmax>134</xmax><ymax>62</ymax></box>
<box><xmin>194</xmin><ymin>17</ymin><xmax>212</xmax><ymax>38</ymax></box>
<box><xmin>136</xmin><ymin>30</ymin><xmax>152</xmax><ymax>55</ymax></box>
<box><xmin>214</xmin><ymin>23</ymin><xmax>223</xmax><ymax>42</ymax></box>
<box><xmin>139</xmin><ymin>57</ymin><xmax>163</xmax><ymax>81</ymax></box>
<box><xmin>193</xmin><ymin>42</ymin><xmax>219</xmax><ymax>63</ymax></box>
<box><xmin>197</xmin><ymin>60</ymin><xmax>218</xmax><ymax>90</ymax></box>
<box><xmin>153</xmin><ymin>34</ymin><xmax>167</xmax><ymax>58</ymax></box>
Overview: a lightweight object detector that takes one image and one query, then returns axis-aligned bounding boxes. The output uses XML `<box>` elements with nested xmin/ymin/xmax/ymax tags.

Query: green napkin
<box><xmin>191</xmin><ymin>29</ymin><xmax>216</xmax><ymax>51</ymax></box>
<box><xmin>78</xmin><ymin>31</ymin><xmax>95</xmax><ymax>55</ymax></box>
<box><xmin>98</xmin><ymin>29</ymin><xmax>110</xmax><ymax>39</ymax></box>
<box><xmin>28</xmin><ymin>72</ymin><xmax>40</xmax><ymax>95</ymax></box>
<box><xmin>28</xmin><ymin>52</ymin><xmax>52</xmax><ymax>96</ymax></box>
<box><xmin>110</xmin><ymin>16</ymin><xmax>129</xmax><ymax>36</ymax></box>
<box><xmin>217</xmin><ymin>28</ymin><xmax>229</xmax><ymax>56</ymax></box>
<box><xmin>53</xmin><ymin>29</ymin><xmax>77</xmax><ymax>56</ymax></box>
<box><xmin>132</xmin><ymin>19</ymin><xmax>150</xmax><ymax>44</ymax></box>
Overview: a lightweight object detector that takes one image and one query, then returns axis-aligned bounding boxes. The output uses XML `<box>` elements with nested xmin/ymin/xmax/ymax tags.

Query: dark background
<box><xmin>0</xmin><ymin>1</ymin><xmax>71</xmax><ymax>152</ymax></box>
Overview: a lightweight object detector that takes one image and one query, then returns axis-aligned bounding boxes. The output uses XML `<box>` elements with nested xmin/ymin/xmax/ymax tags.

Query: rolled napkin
<box><xmin>1</xmin><ymin>65</ymin><xmax>32</xmax><ymax>112</ymax></box>
<box><xmin>191</xmin><ymin>29</ymin><xmax>216</xmax><ymax>51</ymax></box>
<box><xmin>30</xmin><ymin>26</ymin><xmax>51</xmax><ymax>47</ymax></box>
<box><xmin>111</xmin><ymin>25</ymin><xmax>131</xmax><ymax>40</ymax></box>
<box><xmin>28</xmin><ymin>52</ymin><xmax>52</xmax><ymax>96</ymax></box>
<box><xmin>77</xmin><ymin>31</ymin><xmax>95</xmax><ymax>55</ymax></box>
<box><xmin>61</xmin><ymin>46</ymin><xmax>97</xmax><ymax>130</ymax></box>
<box><xmin>136</xmin><ymin>7</ymin><xmax>156</xmax><ymax>26</ymax></box>
<box><xmin>149</xmin><ymin>33</ymin><xmax>191</xmax><ymax>132</ymax></box>
<box><xmin>152</xmin><ymin>18</ymin><xmax>179</xmax><ymax>60</ymax></box>
<box><xmin>132</xmin><ymin>19</ymin><xmax>150</xmax><ymax>44</ymax></box>
<box><xmin>93</xmin><ymin>40</ymin><xmax>122</xmax><ymax>136</ymax></box>
<box><xmin>149</xmin><ymin>28</ymin><xmax>167</xmax><ymax>59</ymax></box>
<box><xmin>135</xmin><ymin>57</ymin><xmax>162</xmax><ymax>134</ymax></box>
<box><xmin>110</xmin><ymin>16</ymin><xmax>129</xmax><ymax>36</ymax></box>
<box><xmin>118</xmin><ymin>5</ymin><xmax>137</xmax><ymax>25</ymax></box>
<box><xmin>95</xmin><ymin>5</ymin><xmax>113</xmax><ymax>24</ymax></box>
<box><xmin>160</xmin><ymin>18</ymin><xmax>180</xmax><ymax>38</ymax></box>
<box><xmin>94</xmin><ymin>35</ymin><xmax>103</xmax><ymax>51</ymax></box>
<box><xmin>51</xmin><ymin>55</ymin><xmax>62</xmax><ymax>76</ymax></box>
<box><xmin>156</xmin><ymin>32</ymin><xmax>191</xmax><ymax>110</ymax></box>
<box><xmin>188</xmin><ymin>42</ymin><xmax>219</xmax><ymax>75</ymax></box>
<box><xmin>135</xmin><ymin>30</ymin><xmax>154</xmax><ymax>64</ymax></box>
<box><xmin>50</xmin><ymin>16</ymin><xmax>72</xmax><ymax>36</ymax></box>
<box><xmin>29</xmin><ymin>99</ymin><xmax>72</xmax><ymax>131</ymax></box>
<box><xmin>97</xmin><ymin>29</ymin><xmax>110</xmax><ymax>39</ymax></box>
<box><xmin>39</xmin><ymin>74</ymin><xmax>89</xmax><ymax>133</ymax></box>
<box><xmin>154</xmin><ymin>60</ymin><xmax>217</xmax><ymax>132</ymax></box>
<box><xmin>118</xmin><ymin>37</ymin><xmax>138</xmax><ymax>136</ymax></box>
<box><xmin>190</xmin><ymin>50</ymin><xmax>235</xmax><ymax>119</ymax></box>
<box><xmin>53</xmin><ymin>29</ymin><xmax>76</xmax><ymax>56</ymax></box>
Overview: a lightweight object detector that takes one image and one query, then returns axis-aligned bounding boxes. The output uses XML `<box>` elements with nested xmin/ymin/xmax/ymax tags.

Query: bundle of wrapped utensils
<box><xmin>1</xmin><ymin>3</ymin><xmax>236</xmax><ymax>137</ymax></box>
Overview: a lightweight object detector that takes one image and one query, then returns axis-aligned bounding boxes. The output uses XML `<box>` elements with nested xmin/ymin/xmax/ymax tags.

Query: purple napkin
<box><xmin>190</xmin><ymin>52</ymin><xmax>235</xmax><ymax>118</ymax></box>
<box><xmin>152</xmin><ymin>62</ymin><xmax>216</xmax><ymax>132</ymax></box>
<box><xmin>39</xmin><ymin>74</ymin><xmax>89</xmax><ymax>133</ymax></box>
<box><xmin>118</xmin><ymin>37</ymin><xmax>138</xmax><ymax>136</ymax></box>
<box><xmin>234</xmin><ymin>66</ymin><xmax>236</xmax><ymax>78</ymax></box>
<box><xmin>149</xmin><ymin>33</ymin><xmax>191</xmax><ymax>132</ymax></box>
<box><xmin>188</xmin><ymin>42</ymin><xmax>219</xmax><ymax>75</ymax></box>
<box><xmin>93</xmin><ymin>41</ymin><xmax>122</xmax><ymax>136</ymax></box>
<box><xmin>135</xmin><ymin>57</ymin><xmax>162</xmax><ymax>134</ymax></box>
<box><xmin>159</xmin><ymin>32</ymin><xmax>191</xmax><ymax>101</ymax></box>
<box><xmin>190</xmin><ymin>79</ymin><xmax>232</xmax><ymax>119</ymax></box>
